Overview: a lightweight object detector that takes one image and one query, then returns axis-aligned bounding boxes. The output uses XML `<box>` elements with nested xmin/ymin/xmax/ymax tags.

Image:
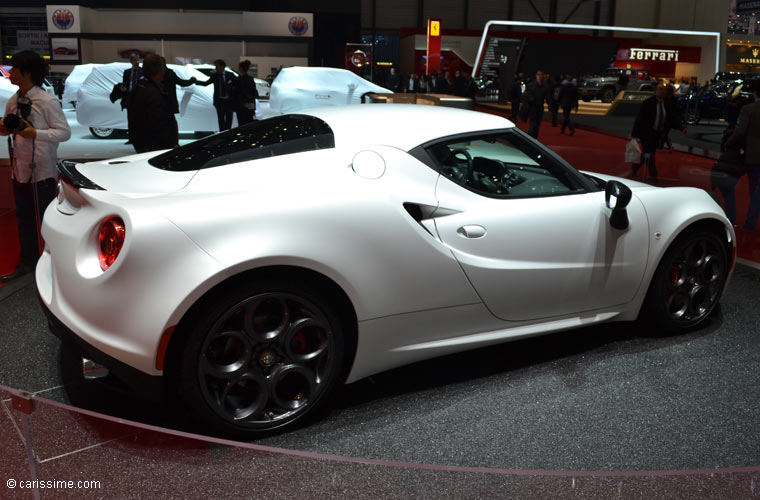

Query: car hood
<box><xmin>75</xmin><ymin>152</ymin><xmax>198</xmax><ymax>197</ymax></box>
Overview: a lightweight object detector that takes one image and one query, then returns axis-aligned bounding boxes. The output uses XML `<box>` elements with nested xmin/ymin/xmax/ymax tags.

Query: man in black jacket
<box><xmin>161</xmin><ymin>58</ymin><xmax>197</xmax><ymax>115</ymax></box>
<box><xmin>120</xmin><ymin>53</ymin><xmax>143</xmax><ymax>109</ymax></box>
<box><xmin>235</xmin><ymin>60</ymin><xmax>258</xmax><ymax>125</ymax></box>
<box><xmin>631</xmin><ymin>83</ymin><xmax>684</xmax><ymax>182</ymax></box>
<box><xmin>128</xmin><ymin>54</ymin><xmax>177</xmax><ymax>153</ymax></box>
<box><xmin>197</xmin><ymin>59</ymin><xmax>237</xmax><ymax>131</ymax></box>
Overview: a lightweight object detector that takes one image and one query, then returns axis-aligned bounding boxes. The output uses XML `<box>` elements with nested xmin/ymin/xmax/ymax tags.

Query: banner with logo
<box><xmin>242</xmin><ymin>12</ymin><xmax>313</xmax><ymax>38</ymax></box>
<box><xmin>46</xmin><ymin>5</ymin><xmax>82</xmax><ymax>33</ymax></box>
<box><xmin>727</xmin><ymin>44</ymin><xmax>760</xmax><ymax>65</ymax></box>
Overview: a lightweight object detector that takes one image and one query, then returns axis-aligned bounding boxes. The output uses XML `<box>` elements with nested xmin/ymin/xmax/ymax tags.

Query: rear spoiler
<box><xmin>57</xmin><ymin>160</ymin><xmax>104</xmax><ymax>190</ymax></box>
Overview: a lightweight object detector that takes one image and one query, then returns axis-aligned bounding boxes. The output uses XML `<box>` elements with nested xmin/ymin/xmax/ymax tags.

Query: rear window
<box><xmin>148</xmin><ymin>114</ymin><xmax>335</xmax><ymax>171</ymax></box>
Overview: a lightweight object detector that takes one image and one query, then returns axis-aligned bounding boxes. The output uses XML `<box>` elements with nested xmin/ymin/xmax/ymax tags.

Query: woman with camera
<box><xmin>0</xmin><ymin>51</ymin><xmax>70</xmax><ymax>282</ymax></box>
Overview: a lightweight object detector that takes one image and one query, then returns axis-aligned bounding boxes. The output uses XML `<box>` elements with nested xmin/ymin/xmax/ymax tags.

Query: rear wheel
<box><xmin>178</xmin><ymin>280</ymin><xmax>345</xmax><ymax>437</ymax></box>
<box><xmin>642</xmin><ymin>229</ymin><xmax>728</xmax><ymax>333</ymax></box>
<box><xmin>89</xmin><ymin>127</ymin><xmax>116</xmax><ymax>139</ymax></box>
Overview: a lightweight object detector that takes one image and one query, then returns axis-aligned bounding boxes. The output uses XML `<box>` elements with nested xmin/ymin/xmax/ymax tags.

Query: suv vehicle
<box><xmin>579</xmin><ymin>68</ymin><xmax>655</xmax><ymax>103</ymax></box>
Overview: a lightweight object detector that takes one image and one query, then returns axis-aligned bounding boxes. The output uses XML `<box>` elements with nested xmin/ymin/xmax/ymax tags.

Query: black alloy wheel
<box><xmin>602</xmin><ymin>87</ymin><xmax>616</xmax><ymax>103</ymax></box>
<box><xmin>643</xmin><ymin>229</ymin><xmax>729</xmax><ymax>333</ymax></box>
<box><xmin>179</xmin><ymin>280</ymin><xmax>345</xmax><ymax>437</ymax></box>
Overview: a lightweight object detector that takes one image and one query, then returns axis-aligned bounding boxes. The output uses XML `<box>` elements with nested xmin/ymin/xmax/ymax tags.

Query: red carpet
<box><xmin>477</xmin><ymin>105</ymin><xmax>760</xmax><ymax>265</ymax></box>
<box><xmin>0</xmin><ymin>209</ymin><xmax>19</xmax><ymax>277</ymax></box>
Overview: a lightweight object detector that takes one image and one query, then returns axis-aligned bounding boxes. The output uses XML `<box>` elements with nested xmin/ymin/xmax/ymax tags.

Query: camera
<box><xmin>2</xmin><ymin>114</ymin><xmax>26</xmax><ymax>133</ymax></box>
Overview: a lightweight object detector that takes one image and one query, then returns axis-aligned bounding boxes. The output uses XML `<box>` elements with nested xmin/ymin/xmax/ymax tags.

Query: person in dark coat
<box><xmin>128</xmin><ymin>54</ymin><xmax>178</xmax><ymax>153</ymax></box>
<box><xmin>548</xmin><ymin>75</ymin><xmax>562</xmax><ymax>127</ymax></box>
<box><xmin>235</xmin><ymin>60</ymin><xmax>258</xmax><ymax>126</ymax></box>
<box><xmin>523</xmin><ymin>70</ymin><xmax>550</xmax><ymax>139</ymax></box>
<box><xmin>161</xmin><ymin>58</ymin><xmax>197</xmax><ymax>115</ymax></box>
<box><xmin>631</xmin><ymin>83</ymin><xmax>684</xmax><ymax>182</ymax></box>
<box><xmin>197</xmin><ymin>59</ymin><xmax>237</xmax><ymax>131</ymax></box>
<box><xmin>385</xmin><ymin>67</ymin><xmax>400</xmax><ymax>92</ymax></box>
<box><xmin>120</xmin><ymin>53</ymin><xmax>143</xmax><ymax>110</ymax></box>
<box><xmin>724</xmin><ymin>80</ymin><xmax>760</xmax><ymax>230</ymax></box>
<box><xmin>558</xmin><ymin>76</ymin><xmax>579</xmax><ymax>135</ymax></box>
<box><xmin>452</xmin><ymin>70</ymin><xmax>467</xmax><ymax>97</ymax></box>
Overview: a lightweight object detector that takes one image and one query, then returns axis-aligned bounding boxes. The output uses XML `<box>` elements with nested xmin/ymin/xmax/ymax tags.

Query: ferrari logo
<box><xmin>430</xmin><ymin>20</ymin><xmax>440</xmax><ymax>37</ymax></box>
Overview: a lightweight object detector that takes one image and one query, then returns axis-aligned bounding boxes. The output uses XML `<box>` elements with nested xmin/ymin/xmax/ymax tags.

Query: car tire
<box><xmin>602</xmin><ymin>88</ymin><xmax>616</xmax><ymax>103</ymax></box>
<box><xmin>89</xmin><ymin>127</ymin><xmax>116</xmax><ymax>139</ymax></box>
<box><xmin>642</xmin><ymin>228</ymin><xmax>728</xmax><ymax>334</ymax></box>
<box><xmin>582</xmin><ymin>96</ymin><xmax>592</xmax><ymax>102</ymax></box>
<box><xmin>177</xmin><ymin>279</ymin><xmax>346</xmax><ymax>437</ymax></box>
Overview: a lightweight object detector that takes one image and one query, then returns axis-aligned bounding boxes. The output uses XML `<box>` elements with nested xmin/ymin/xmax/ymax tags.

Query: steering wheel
<box><xmin>502</xmin><ymin>170</ymin><xmax>522</xmax><ymax>188</ymax></box>
<box><xmin>450</xmin><ymin>148</ymin><xmax>474</xmax><ymax>184</ymax></box>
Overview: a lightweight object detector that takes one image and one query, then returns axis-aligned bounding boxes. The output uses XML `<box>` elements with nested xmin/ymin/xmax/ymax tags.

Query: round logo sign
<box><xmin>288</xmin><ymin>16</ymin><xmax>309</xmax><ymax>36</ymax></box>
<box><xmin>350</xmin><ymin>50</ymin><xmax>367</xmax><ymax>68</ymax></box>
<box><xmin>52</xmin><ymin>9</ymin><xmax>75</xmax><ymax>31</ymax></box>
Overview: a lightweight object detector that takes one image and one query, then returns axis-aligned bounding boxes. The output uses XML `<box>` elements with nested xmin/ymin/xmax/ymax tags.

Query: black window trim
<box><xmin>408</xmin><ymin>127</ymin><xmax>599</xmax><ymax>200</ymax></box>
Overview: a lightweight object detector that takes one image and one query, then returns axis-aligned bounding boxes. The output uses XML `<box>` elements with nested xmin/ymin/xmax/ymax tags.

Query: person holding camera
<box><xmin>0</xmin><ymin>51</ymin><xmax>71</xmax><ymax>282</ymax></box>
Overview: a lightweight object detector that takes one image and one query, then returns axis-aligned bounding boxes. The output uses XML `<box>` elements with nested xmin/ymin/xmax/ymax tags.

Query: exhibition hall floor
<box><xmin>1</xmin><ymin>109</ymin><xmax>760</xmax><ymax>498</ymax></box>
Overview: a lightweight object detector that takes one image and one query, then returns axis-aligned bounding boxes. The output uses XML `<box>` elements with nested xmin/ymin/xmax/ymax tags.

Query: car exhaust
<box><xmin>82</xmin><ymin>357</ymin><xmax>109</xmax><ymax>379</ymax></box>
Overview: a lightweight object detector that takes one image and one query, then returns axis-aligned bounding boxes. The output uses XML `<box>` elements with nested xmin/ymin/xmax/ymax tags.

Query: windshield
<box><xmin>149</xmin><ymin>114</ymin><xmax>334</xmax><ymax>171</ymax></box>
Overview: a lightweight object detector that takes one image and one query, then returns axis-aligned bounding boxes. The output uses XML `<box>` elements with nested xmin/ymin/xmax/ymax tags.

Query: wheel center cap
<box><xmin>259</xmin><ymin>351</ymin><xmax>276</xmax><ymax>367</ymax></box>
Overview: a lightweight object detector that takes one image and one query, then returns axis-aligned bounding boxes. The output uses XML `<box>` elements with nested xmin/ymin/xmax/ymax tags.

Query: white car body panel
<box><xmin>38</xmin><ymin>105</ymin><xmax>735</xmax><ymax>385</ymax></box>
<box><xmin>265</xmin><ymin>67</ymin><xmax>391</xmax><ymax>117</ymax></box>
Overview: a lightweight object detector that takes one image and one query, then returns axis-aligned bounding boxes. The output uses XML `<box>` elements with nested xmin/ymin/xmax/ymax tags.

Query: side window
<box><xmin>425</xmin><ymin>131</ymin><xmax>583</xmax><ymax>198</ymax></box>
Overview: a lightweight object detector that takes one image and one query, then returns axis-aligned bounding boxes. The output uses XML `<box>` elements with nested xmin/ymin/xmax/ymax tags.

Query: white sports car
<box><xmin>39</xmin><ymin>105</ymin><xmax>735</xmax><ymax>437</ymax></box>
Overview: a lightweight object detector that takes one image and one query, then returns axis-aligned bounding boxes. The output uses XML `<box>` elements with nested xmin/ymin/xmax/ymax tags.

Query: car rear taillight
<box><xmin>98</xmin><ymin>217</ymin><xmax>125</xmax><ymax>271</ymax></box>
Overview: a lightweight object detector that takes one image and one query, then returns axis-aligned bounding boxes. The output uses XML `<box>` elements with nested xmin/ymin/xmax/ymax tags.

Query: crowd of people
<box><xmin>119</xmin><ymin>54</ymin><xmax>259</xmax><ymax>153</ymax></box>
<box><xmin>385</xmin><ymin>68</ymin><xmax>478</xmax><ymax>97</ymax></box>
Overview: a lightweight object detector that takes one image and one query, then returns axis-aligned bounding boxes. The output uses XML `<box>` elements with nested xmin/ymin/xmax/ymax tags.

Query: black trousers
<box><xmin>632</xmin><ymin>132</ymin><xmax>661</xmax><ymax>179</ymax></box>
<box><xmin>214</xmin><ymin>101</ymin><xmax>234</xmax><ymax>131</ymax></box>
<box><xmin>560</xmin><ymin>106</ymin><xmax>575</xmax><ymax>133</ymax></box>
<box><xmin>13</xmin><ymin>177</ymin><xmax>57</xmax><ymax>267</ymax></box>
<box><xmin>236</xmin><ymin>108</ymin><xmax>254</xmax><ymax>126</ymax></box>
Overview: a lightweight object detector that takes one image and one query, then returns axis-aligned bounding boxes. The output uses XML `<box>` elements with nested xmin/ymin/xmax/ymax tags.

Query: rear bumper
<box><xmin>39</xmin><ymin>290</ymin><xmax>164</xmax><ymax>401</ymax></box>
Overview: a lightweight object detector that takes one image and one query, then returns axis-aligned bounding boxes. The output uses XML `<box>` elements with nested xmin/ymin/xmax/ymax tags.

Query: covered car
<box><xmin>265</xmin><ymin>66</ymin><xmax>391</xmax><ymax>116</ymax></box>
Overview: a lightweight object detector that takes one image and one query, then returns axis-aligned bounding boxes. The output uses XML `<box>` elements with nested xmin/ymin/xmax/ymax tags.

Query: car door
<box><xmin>423</xmin><ymin>130</ymin><xmax>649</xmax><ymax>322</ymax></box>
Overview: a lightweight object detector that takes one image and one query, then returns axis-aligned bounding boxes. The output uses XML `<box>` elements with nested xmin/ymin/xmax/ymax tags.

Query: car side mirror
<box><xmin>605</xmin><ymin>180</ymin><xmax>632</xmax><ymax>230</ymax></box>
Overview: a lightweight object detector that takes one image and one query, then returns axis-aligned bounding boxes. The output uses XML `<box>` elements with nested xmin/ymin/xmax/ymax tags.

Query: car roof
<box><xmin>302</xmin><ymin>104</ymin><xmax>514</xmax><ymax>150</ymax></box>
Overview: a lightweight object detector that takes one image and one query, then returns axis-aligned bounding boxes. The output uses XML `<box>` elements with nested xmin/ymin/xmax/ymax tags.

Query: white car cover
<box><xmin>0</xmin><ymin>76</ymin><xmax>16</xmax><ymax>115</ymax></box>
<box><xmin>266</xmin><ymin>67</ymin><xmax>391</xmax><ymax>115</ymax></box>
<box><xmin>62</xmin><ymin>63</ymin><xmax>99</xmax><ymax>105</ymax></box>
<box><xmin>76</xmin><ymin>62</ymin><xmax>225</xmax><ymax>132</ymax></box>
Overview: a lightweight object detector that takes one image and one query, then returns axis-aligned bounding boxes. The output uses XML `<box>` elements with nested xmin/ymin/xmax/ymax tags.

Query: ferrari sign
<box><xmin>426</xmin><ymin>18</ymin><xmax>442</xmax><ymax>75</ymax></box>
<box><xmin>430</xmin><ymin>20</ymin><xmax>440</xmax><ymax>37</ymax></box>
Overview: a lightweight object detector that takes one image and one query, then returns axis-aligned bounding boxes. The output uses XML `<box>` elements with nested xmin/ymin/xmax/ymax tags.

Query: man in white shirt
<box><xmin>0</xmin><ymin>51</ymin><xmax>71</xmax><ymax>281</ymax></box>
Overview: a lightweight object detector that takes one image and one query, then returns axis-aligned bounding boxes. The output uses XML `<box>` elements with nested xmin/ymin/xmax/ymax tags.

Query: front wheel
<box><xmin>601</xmin><ymin>87</ymin><xmax>616</xmax><ymax>103</ymax></box>
<box><xmin>178</xmin><ymin>280</ymin><xmax>345</xmax><ymax>437</ymax></box>
<box><xmin>642</xmin><ymin>229</ymin><xmax>728</xmax><ymax>333</ymax></box>
<box><xmin>685</xmin><ymin>107</ymin><xmax>700</xmax><ymax>125</ymax></box>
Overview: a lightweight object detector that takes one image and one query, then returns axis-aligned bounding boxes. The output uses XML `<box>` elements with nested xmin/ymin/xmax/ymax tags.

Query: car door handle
<box><xmin>456</xmin><ymin>225</ymin><xmax>487</xmax><ymax>239</ymax></box>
